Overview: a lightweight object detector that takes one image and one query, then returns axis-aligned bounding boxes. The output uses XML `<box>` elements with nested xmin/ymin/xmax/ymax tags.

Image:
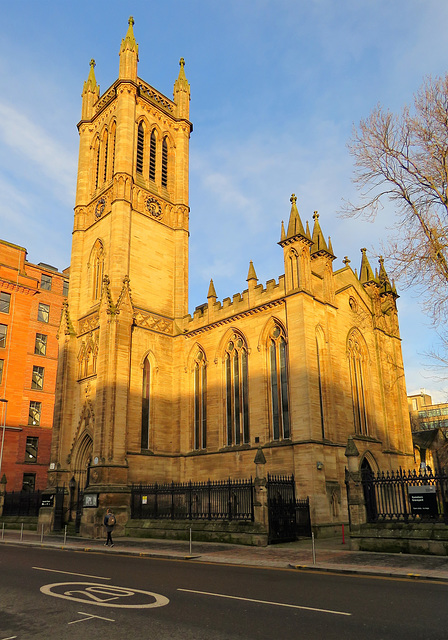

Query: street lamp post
<box><xmin>0</xmin><ymin>399</ymin><xmax>8</xmax><ymax>480</ymax></box>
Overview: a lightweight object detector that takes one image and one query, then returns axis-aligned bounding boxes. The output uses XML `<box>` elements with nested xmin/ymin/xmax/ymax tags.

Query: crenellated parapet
<box><xmin>185</xmin><ymin>274</ymin><xmax>286</xmax><ymax>333</ymax></box>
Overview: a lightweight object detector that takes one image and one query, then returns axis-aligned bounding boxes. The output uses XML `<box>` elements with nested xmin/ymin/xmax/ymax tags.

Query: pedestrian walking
<box><xmin>104</xmin><ymin>508</ymin><xmax>116</xmax><ymax>547</ymax></box>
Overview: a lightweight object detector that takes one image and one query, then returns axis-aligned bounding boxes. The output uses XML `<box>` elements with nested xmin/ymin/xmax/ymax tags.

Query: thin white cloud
<box><xmin>0</xmin><ymin>101</ymin><xmax>76</xmax><ymax>202</ymax></box>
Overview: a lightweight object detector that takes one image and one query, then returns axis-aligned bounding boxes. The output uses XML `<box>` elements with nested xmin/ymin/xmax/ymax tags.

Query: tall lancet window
<box><xmin>149</xmin><ymin>129</ymin><xmax>156</xmax><ymax>181</ymax></box>
<box><xmin>141</xmin><ymin>357</ymin><xmax>151</xmax><ymax>449</ymax></box>
<box><xmin>348</xmin><ymin>331</ymin><xmax>369</xmax><ymax>436</ymax></box>
<box><xmin>94</xmin><ymin>138</ymin><xmax>101</xmax><ymax>190</ymax></box>
<box><xmin>109</xmin><ymin>121</ymin><xmax>116</xmax><ymax>179</ymax></box>
<box><xmin>193</xmin><ymin>350</ymin><xmax>207</xmax><ymax>450</ymax></box>
<box><xmin>316</xmin><ymin>336</ymin><xmax>325</xmax><ymax>439</ymax></box>
<box><xmin>225</xmin><ymin>334</ymin><xmax>249</xmax><ymax>446</ymax></box>
<box><xmin>92</xmin><ymin>241</ymin><xmax>104</xmax><ymax>301</ymax></box>
<box><xmin>102</xmin><ymin>132</ymin><xmax>108</xmax><ymax>184</ymax></box>
<box><xmin>161</xmin><ymin>137</ymin><xmax>168</xmax><ymax>188</ymax></box>
<box><xmin>136</xmin><ymin>122</ymin><xmax>144</xmax><ymax>174</ymax></box>
<box><xmin>269</xmin><ymin>325</ymin><xmax>290</xmax><ymax>440</ymax></box>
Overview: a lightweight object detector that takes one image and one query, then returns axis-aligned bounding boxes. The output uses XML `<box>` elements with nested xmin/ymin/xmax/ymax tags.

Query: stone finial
<box><xmin>345</xmin><ymin>436</ymin><xmax>359</xmax><ymax>458</ymax></box>
<box><xmin>254</xmin><ymin>447</ymin><xmax>266</xmax><ymax>465</ymax></box>
<box><xmin>207</xmin><ymin>279</ymin><xmax>217</xmax><ymax>299</ymax></box>
<box><xmin>246</xmin><ymin>260</ymin><xmax>258</xmax><ymax>283</ymax></box>
<box><xmin>0</xmin><ymin>473</ymin><xmax>6</xmax><ymax>485</ymax></box>
<box><xmin>342</xmin><ymin>256</ymin><xmax>351</xmax><ymax>266</ymax></box>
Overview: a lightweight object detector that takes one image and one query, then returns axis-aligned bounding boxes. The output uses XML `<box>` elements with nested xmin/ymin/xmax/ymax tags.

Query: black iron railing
<box><xmin>3</xmin><ymin>490</ymin><xmax>43</xmax><ymax>517</ymax></box>
<box><xmin>362</xmin><ymin>468</ymin><xmax>448</xmax><ymax>523</ymax></box>
<box><xmin>131</xmin><ymin>478</ymin><xmax>254</xmax><ymax>521</ymax></box>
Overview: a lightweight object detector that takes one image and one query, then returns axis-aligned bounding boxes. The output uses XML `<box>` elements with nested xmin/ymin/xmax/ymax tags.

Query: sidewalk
<box><xmin>2</xmin><ymin>530</ymin><xmax>448</xmax><ymax>582</ymax></box>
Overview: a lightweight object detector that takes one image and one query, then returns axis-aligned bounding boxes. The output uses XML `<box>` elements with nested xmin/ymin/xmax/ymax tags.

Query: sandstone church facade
<box><xmin>45</xmin><ymin>19</ymin><xmax>414</xmax><ymax>536</ymax></box>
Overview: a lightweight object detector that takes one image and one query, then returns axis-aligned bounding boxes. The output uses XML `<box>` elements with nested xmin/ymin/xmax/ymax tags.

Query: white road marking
<box><xmin>40</xmin><ymin>582</ymin><xmax>170</xmax><ymax>609</ymax></box>
<box><xmin>33</xmin><ymin>566</ymin><xmax>110</xmax><ymax>580</ymax></box>
<box><xmin>68</xmin><ymin>611</ymin><xmax>115</xmax><ymax>625</ymax></box>
<box><xmin>177</xmin><ymin>589</ymin><xmax>351</xmax><ymax>616</ymax></box>
<box><xmin>1</xmin><ymin>636</ymin><xmax>18</xmax><ymax>639</ymax></box>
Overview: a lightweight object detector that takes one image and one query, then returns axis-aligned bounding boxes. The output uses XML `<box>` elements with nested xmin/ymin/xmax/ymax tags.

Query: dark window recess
<box><xmin>35</xmin><ymin>333</ymin><xmax>47</xmax><ymax>356</ymax></box>
<box><xmin>22</xmin><ymin>473</ymin><xmax>36</xmax><ymax>492</ymax></box>
<box><xmin>95</xmin><ymin>142</ymin><xmax>100</xmax><ymax>189</ymax></box>
<box><xmin>103</xmin><ymin>137</ymin><xmax>108</xmax><ymax>183</ymax></box>
<box><xmin>136</xmin><ymin>123</ymin><xmax>144</xmax><ymax>174</ymax></box>
<box><xmin>38</xmin><ymin>303</ymin><xmax>49</xmax><ymax>323</ymax></box>
<box><xmin>149</xmin><ymin>130</ymin><xmax>156</xmax><ymax>180</ymax></box>
<box><xmin>0</xmin><ymin>324</ymin><xmax>7</xmax><ymax>348</ymax></box>
<box><xmin>40</xmin><ymin>274</ymin><xmax>52</xmax><ymax>291</ymax></box>
<box><xmin>28</xmin><ymin>401</ymin><xmax>41</xmax><ymax>426</ymax></box>
<box><xmin>0</xmin><ymin>292</ymin><xmax>11</xmax><ymax>314</ymax></box>
<box><xmin>141</xmin><ymin>358</ymin><xmax>150</xmax><ymax>449</ymax></box>
<box><xmin>0</xmin><ymin>359</ymin><xmax>3</xmax><ymax>384</ymax></box>
<box><xmin>161</xmin><ymin>137</ymin><xmax>168</xmax><ymax>187</ymax></box>
<box><xmin>31</xmin><ymin>366</ymin><xmax>44</xmax><ymax>390</ymax></box>
<box><xmin>26</xmin><ymin>436</ymin><xmax>38</xmax><ymax>463</ymax></box>
<box><xmin>63</xmin><ymin>280</ymin><xmax>69</xmax><ymax>297</ymax></box>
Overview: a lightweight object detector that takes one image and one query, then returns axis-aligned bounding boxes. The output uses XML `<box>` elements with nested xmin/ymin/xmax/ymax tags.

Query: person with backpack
<box><xmin>104</xmin><ymin>508</ymin><xmax>116</xmax><ymax>547</ymax></box>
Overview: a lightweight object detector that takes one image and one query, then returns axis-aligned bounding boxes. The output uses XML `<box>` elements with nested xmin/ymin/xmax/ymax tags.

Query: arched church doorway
<box><xmin>72</xmin><ymin>432</ymin><xmax>93</xmax><ymax>492</ymax></box>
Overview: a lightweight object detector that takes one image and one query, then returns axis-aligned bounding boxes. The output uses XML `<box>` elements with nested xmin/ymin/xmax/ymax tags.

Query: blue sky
<box><xmin>1</xmin><ymin>0</ymin><xmax>448</xmax><ymax>400</ymax></box>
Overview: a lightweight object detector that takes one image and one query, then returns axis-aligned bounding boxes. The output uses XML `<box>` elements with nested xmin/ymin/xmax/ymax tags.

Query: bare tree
<box><xmin>343</xmin><ymin>73</ymin><xmax>448</xmax><ymax>323</ymax></box>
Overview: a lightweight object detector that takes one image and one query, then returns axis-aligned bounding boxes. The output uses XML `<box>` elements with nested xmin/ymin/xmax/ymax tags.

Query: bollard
<box><xmin>41</xmin><ymin>523</ymin><xmax>44</xmax><ymax>543</ymax></box>
<box><xmin>64</xmin><ymin>525</ymin><xmax>67</xmax><ymax>545</ymax></box>
<box><xmin>20</xmin><ymin>522</ymin><xmax>24</xmax><ymax>542</ymax></box>
<box><xmin>311</xmin><ymin>532</ymin><xmax>316</xmax><ymax>565</ymax></box>
<box><xmin>342</xmin><ymin>523</ymin><xmax>345</xmax><ymax>545</ymax></box>
<box><xmin>189</xmin><ymin>527</ymin><xmax>192</xmax><ymax>556</ymax></box>
<box><xmin>2</xmin><ymin>521</ymin><xmax>4</xmax><ymax>540</ymax></box>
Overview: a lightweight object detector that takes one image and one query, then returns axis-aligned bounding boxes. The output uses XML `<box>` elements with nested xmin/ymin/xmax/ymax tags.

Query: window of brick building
<box><xmin>25</xmin><ymin>436</ymin><xmax>38</xmax><ymax>463</ymax></box>
<box><xmin>0</xmin><ymin>359</ymin><xmax>3</xmax><ymax>384</ymax></box>
<box><xmin>63</xmin><ymin>280</ymin><xmax>69</xmax><ymax>297</ymax></box>
<box><xmin>0</xmin><ymin>292</ymin><xmax>11</xmax><ymax>314</ymax></box>
<box><xmin>31</xmin><ymin>366</ymin><xmax>44</xmax><ymax>390</ymax></box>
<box><xmin>41</xmin><ymin>274</ymin><xmax>52</xmax><ymax>291</ymax></box>
<box><xmin>0</xmin><ymin>324</ymin><xmax>7</xmax><ymax>348</ymax></box>
<box><xmin>38</xmin><ymin>303</ymin><xmax>50</xmax><ymax>323</ymax></box>
<box><xmin>28</xmin><ymin>401</ymin><xmax>42</xmax><ymax>426</ymax></box>
<box><xmin>34</xmin><ymin>333</ymin><xmax>47</xmax><ymax>356</ymax></box>
<box><xmin>22</xmin><ymin>473</ymin><xmax>36</xmax><ymax>492</ymax></box>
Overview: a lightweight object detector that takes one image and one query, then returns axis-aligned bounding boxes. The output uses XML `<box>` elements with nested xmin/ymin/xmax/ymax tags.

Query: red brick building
<box><xmin>0</xmin><ymin>239</ymin><xmax>68</xmax><ymax>491</ymax></box>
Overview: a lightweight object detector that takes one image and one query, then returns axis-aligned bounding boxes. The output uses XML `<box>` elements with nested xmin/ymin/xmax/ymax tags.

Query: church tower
<box><xmin>46</xmin><ymin>18</ymin><xmax>192</xmax><ymax>532</ymax></box>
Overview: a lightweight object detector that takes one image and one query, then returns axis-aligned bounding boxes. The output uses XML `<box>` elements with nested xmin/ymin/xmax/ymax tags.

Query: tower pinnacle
<box><xmin>119</xmin><ymin>16</ymin><xmax>138</xmax><ymax>80</ymax></box>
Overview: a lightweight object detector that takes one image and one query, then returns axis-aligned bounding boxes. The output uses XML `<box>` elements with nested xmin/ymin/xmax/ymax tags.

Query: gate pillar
<box><xmin>253</xmin><ymin>447</ymin><xmax>268</xmax><ymax>530</ymax></box>
<box><xmin>344</xmin><ymin>437</ymin><xmax>367</xmax><ymax>541</ymax></box>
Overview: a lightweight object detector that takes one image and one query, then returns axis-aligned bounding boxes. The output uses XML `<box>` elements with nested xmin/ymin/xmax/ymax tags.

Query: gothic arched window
<box><xmin>269</xmin><ymin>325</ymin><xmax>290</xmax><ymax>440</ymax></box>
<box><xmin>109</xmin><ymin>121</ymin><xmax>116</xmax><ymax>179</ymax></box>
<box><xmin>149</xmin><ymin>129</ymin><xmax>156</xmax><ymax>181</ymax></box>
<box><xmin>141</xmin><ymin>357</ymin><xmax>151</xmax><ymax>449</ymax></box>
<box><xmin>225</xmin><ymin>333</ymin><xmax>249</xmax><ymax>446</ymax></box>
<box><xmin>193</xmin><ymin>350</ymin><xmax>207</xmax><ymax>450</ymax></box>
<box><xmin>94</xmin><ymin>137</ymin><xmax>100</xmax><ymax>190</ymax></box>
<box><xmin>348</xmin><ymin>331</ymin><xmax>369</xmax><ymax>436</ymax></box>
<box><xmin>161</xmin><ymin>136</ymin><xmax>168</xmax><ymax>188</ymax></box>
<box><xmin>136</xmin><ymin>122</ymin><xmax>144</xmax><ymax>175</ymax></box>
<box><xmin>92</xmin><ymin>241</ymin><xmax>104</xmax><ymax>301</ymax></box>
<box><xmin>102</xmin><ymin>129</ymin><xmax>108</xmax><ymax>184</ymax></box>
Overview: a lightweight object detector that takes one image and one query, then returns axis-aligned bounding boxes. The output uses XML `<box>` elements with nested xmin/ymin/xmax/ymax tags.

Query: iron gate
<box><xmin>267</xmin><ymin>474</ymin><xmax>311</xmax><ymax>543</ymax></box>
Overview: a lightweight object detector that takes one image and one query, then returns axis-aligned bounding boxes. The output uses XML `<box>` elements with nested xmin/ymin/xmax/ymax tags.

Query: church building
<box><xmin>45</xmin><ymin>18</ymin><xmax>414</xmax><ymax>537</ymax></box>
